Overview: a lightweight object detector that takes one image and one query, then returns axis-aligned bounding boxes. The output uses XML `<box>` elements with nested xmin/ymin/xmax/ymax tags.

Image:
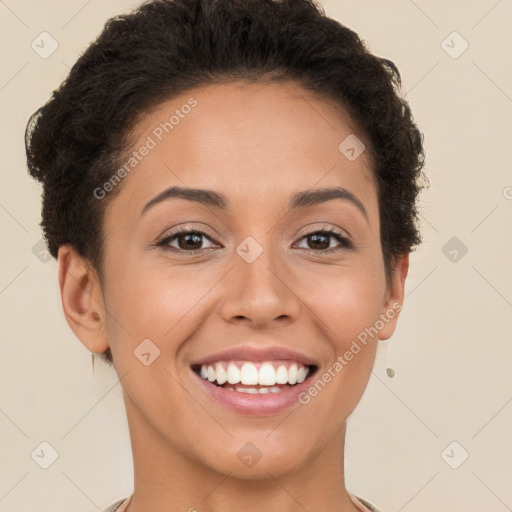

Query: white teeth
<box><xmin>240</xmin><ymin>362</ymin><xmax>259</xmax><ymax>385</ymax></box>
<box><xmin>235</xmin><ymin>386</ymin><xmax>259</xmax><ymax>394</ymax></box>
<box><xmin>275</xmin><ymin>365</ymin><xmax>288</xmax><ymax>384</ymax></box>
<box><xmin>223</xmin><ymin>385</ymin><xmax>292</xmax><ymax>394</ymax></box>
<box><xmin>226</xmin><ymin>363</ymin><xmax>241</xmax><ymax>384</ymax></box>
<box><xmin>235</xmin><ymin>386</ymin><xmax>281</xmax><ymax>394</ymax></box>
<box><xmin>197</xmin><ymin>361</ymin><xmax>311</xmax><ymax>387</ymax></box>
<box><xmin>297</xmin><ymin>366</ymin><xmax>308</xmax><ymax>383</ymax></box>
<box><xmin>215</xmin><ymin>363</ymin><xmax>227</xmax><ymax>385</ymax></box>
<box><xmin>258</xmin><ymin>363</ymin><xmax>276</xmax><ymax>386</ymax></box>
<box><xmin>288</xmin><ymin>363</ymin><xmax>298</xmax><ymax>385</ymax></box>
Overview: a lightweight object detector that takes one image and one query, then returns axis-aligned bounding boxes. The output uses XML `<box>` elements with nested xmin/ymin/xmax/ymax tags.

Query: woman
<box><xmin>25</xmin><ymin>0</ymin><xmax>426</xmax><ymax>510</ymax></box>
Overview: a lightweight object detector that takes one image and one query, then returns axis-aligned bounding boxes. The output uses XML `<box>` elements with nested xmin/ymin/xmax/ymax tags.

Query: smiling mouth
<box><xmin>191</xmin><ymin>360</ymin><xmax>318</xmax><ymax>394</ymax></box>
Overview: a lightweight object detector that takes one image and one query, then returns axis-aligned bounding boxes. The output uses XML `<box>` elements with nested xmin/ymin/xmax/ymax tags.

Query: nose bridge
<box><xmin>220</xmin><ymin>233</ymin><xmax>300</xmax><ymax>326</ymax></box>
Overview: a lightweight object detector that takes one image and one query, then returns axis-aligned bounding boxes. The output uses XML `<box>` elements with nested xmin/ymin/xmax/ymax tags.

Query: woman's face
<box><xmin>93</xmin><ymin>81</ymin><xmax>407</xmax><ymax>478</ymax></box>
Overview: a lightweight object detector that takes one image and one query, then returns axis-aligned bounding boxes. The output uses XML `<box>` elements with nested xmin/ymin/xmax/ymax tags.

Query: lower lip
<box><xmin>192</xmin><ymin>370</ymin><xmax>314</xmax><ymax>416</ymax></box>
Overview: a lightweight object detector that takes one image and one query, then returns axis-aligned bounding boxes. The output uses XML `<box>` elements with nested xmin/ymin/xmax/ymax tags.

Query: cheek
<box><xmin>103</xmin><ymin>260</ymin><xmax>225</xmax><ymax>359</ymax></box>
<box><xmin>297</xmin><ymin>260</ymin><xmax>385</xmax><ymax>344</ymax></box>
<box><xmin>295</xmin><ymin>261</ymin><xmax>384</xmax><ymax>408</ymax></box>
<box><xmin>316</xmin><ymin>288</ymin><xmax>380</xmax><ymax>404</ymax></box>
<box><xmin>297</xmin><ymin>284</ymin><xmax>381</xmax><ymax>433</ymax></box>
<box><xmin>325</xmin><ymin>284</ymin><xmax>383</xmax><ymax>347</ymax></box>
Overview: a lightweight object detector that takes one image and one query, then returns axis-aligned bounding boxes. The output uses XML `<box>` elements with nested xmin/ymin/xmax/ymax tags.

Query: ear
<box><xmin>378</xmin><ymin>253</ymin><xmax>409</xmax><ymax>341</ymax></box>
<box><xmin>57</xmin><ymin>244</ymin><xmax>110</xmax><ymax>354</ymax></box>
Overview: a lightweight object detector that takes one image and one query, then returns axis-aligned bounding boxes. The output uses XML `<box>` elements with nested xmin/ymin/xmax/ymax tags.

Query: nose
<box><xmin>219</xmin><ymin>241</ymin><xmax>302</xmax><ymax>328</ymax></box>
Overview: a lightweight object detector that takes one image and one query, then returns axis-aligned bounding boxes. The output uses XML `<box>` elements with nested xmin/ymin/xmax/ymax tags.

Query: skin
<box><xmin>58</xmin><ymin>80</ymin><xmax>408</xmax><ymax>512</ymax></box>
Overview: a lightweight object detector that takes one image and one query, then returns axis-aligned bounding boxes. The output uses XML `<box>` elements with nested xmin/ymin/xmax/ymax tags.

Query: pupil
<box><xmin>310</xmin><ymin>233</ymin><xmax>328</xmax><ymax>249</ymax></box>
<box><xmin>180</xmin><ymin>233</ymin><xmax>202</xmax><ymax>250</ymax></box>
<box><xmin>177</xmin><ymin>232</ymin><xmax>331</xmax><ymax>251</ymax></box>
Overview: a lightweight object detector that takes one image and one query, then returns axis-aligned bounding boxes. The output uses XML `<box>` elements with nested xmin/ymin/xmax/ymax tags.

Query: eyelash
<box><xmin>156</xmin><ymin>226</ymin><xmax>353</xmax><ymax>254</ymax></box>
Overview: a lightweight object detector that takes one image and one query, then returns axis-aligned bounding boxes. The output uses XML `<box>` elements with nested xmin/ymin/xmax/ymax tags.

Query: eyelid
<box><xmin>158</xmin><ymin>226</ymin><xmax>219</xmax><ymax>251</ymax></box>
<box><xmin>157</xmin><ymin>222</ymin><xmax>353</xmax><ymax>254</ymax></box>
<box><xmin>158</xmin><ymin>222</ymin><xmax>220</xmax><ymax>242</ymax></box>
<box><xmin>293</xmin><ymin>225</ymin><xmax>353</xmax><ymax>251</ymax></box>
<box><xmin>295</xmin><ymin>223</ymin><xmax>350</xmax><ymax>240</ymax></box>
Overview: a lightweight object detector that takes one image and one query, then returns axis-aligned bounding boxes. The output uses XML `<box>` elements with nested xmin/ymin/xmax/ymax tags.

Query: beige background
<box><xmin>1</xmin><ymin>1</ymin><xmax>511</xmax><ymax>511</ymax></box>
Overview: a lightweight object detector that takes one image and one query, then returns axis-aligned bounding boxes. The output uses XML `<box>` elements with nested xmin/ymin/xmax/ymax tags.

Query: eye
<box><xmin>294</xmin><ymin>227</ymin><xmax>353</xmax><ymax>252</ymax></box>
<box><xmin>156</xmin><ymin>226</ymin><xmax>353</xmax><ymax>254</ymax></box>
<box><xmin>157</xmin><ymin>227</ymin><xmax>218</xmax><ymax>253</ymax></box>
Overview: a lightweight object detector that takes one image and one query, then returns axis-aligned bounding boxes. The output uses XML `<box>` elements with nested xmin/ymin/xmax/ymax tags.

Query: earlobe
<box><xmin>378</xmin><ymin>253</ymin><xmax>409</xmax><ymax>341</ymax></box>
<box><xmin>58</xmin><ymin>245</ymin><xmax>110</xmax><ymax>354</ymax></box>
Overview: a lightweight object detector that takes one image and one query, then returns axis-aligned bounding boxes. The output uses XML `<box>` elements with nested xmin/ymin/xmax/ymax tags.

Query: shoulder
<box><xmin>351</xmin><ymin>493</ymin><xmax>385</xmax><ymax>512</ymax></box>
<box><xmin>101</xmin><ymin>497</ymin><xmax>130</xmax><ymax>512</ymax></box>
<box><xmin>102</xmin><ymin>495</ymin><xmax>383</xmax><ymax>512</ymax></box>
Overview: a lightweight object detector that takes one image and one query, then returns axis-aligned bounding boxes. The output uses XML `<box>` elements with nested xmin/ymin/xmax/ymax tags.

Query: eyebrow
<box><xmin>140</xmin><ymin>185</ymin><xmax>369</xmax><ymax>223</ymax></box>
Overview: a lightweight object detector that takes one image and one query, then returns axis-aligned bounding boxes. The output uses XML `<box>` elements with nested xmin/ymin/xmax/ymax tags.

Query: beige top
<box><xmin>103</xmin><ymin>493</ymin><xmax>384</xmax><ymax>511</ymax></box>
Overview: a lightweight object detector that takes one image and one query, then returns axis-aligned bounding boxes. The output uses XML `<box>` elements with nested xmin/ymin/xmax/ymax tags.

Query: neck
<box><xmin>123</xmin><ymin>394</ymin><xmax>360</xmax><ymax>512</ymax></box>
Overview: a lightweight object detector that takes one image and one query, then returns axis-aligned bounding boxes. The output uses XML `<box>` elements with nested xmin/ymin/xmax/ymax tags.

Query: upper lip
<box><xmin>190</xmin><ymin>345</ymin><xmax>318</xmax><ymax>367</ymax></box>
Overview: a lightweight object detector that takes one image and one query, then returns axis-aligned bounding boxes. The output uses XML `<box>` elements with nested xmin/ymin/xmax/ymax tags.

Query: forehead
<box><xmin>106</xmin><ymin>80</ymin><xmax>377</xmax><ymax>219</ymax></box>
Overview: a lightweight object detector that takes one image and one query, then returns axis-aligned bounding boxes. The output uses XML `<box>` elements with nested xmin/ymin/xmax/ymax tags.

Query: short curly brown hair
<box><xmin>25</xmin><ymin>0</ymin><xmax>428</xmax><ymax>366</ymax></box>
